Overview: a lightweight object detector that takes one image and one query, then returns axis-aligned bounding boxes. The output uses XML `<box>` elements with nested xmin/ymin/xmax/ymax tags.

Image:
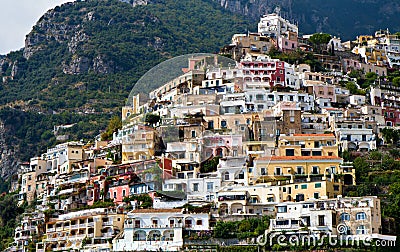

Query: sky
<box><xmin>0</xmin><ymin>0</ymin><xmax>74</xmax><ymax>55</ymax></box>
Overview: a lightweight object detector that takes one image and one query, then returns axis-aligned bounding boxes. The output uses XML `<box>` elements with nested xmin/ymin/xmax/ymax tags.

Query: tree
<box><xmin>345</xmin><ymin>81</ymin><xmax>359</xmax><ymax>95</ymax></box>
<box><xmin>309</xmin><ymin>33</ymin><xmax>332</xmax><ymax>45</ymax></box>
<box><xmin>393</xmin><ymin>77</ymin><xmax>400</xmax><ymax>87</ymax></box>
<box><xmin>353</xmin><ymin>157</ymin><xmax>370</xmax><ymax>183</ymax></box>
<box><xmin>381</xmin><ymin>128</ymin><xmax>400</xmax><ymax>145</ymax></box>
<box><xmin>144</xmin><ymin>113</ymin><xmax>161</xmax><ymax>126</ymax></box>
<box><xmin>101</xmin><ymin>115</ymin><xmax>122</xmax><ymax>141</ymax></box>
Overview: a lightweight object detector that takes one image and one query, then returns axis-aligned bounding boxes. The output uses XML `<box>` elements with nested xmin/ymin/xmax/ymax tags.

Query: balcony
<box><xmin>103</xmin><ymin>221</ymin><xmax>113</xmax><ymax>226</ymax></box>
<box><xmin>47</xmin><ymin>227</ymin><xmax>55</xmax><ymax>232</ymax></box>
<box><xmin>101</xmin><ymin>233</ymin><xmax>114</xmax><ymax>238</ymax></box>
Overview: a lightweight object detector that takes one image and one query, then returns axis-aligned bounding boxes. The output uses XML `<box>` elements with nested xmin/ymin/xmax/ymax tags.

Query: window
<box><xmin>356</xmin><ymin>212</ymin><xmax>367</xmax><ymax>220</ymax></box>
<box><xmin>122</xmin><ymin>190</ymin><xmax>126</xmax><ymax>197</ymax></box>
<box><xmin>334</xmin><ymin>185</ymin><xmax>340</xmax><ymax>191</ymax></box>
<box><xmin>301</xmin><ymin>184</ymin><xmax>307</xmax><ymax>189</ymax></box>
<box><xmin>275</xmin><ymin>167</ymin><xmax>281</xmax><ymax>175</ymax></box>
<box><xmin>208</xmin><ymin>121</ymin><xmax>214</xmax><ymax>129</ymax></box>
<box><xmin>312</xmin><ymin>166</ymin><xmax>319</xmax><ymax>175</ymax></box>
<box><xmin>261</xmin><ymin>168</ymin><xmax>267</xmax><ymax>175</ymax></box>
<box><xmin>224</xmin><ymin>172</ymin><xmax>229</xmax><ymax>181</ymax></box>
<box><xmin>206</xmin><ymin>182</ymin><xmax>213</xmax><ymax>192</ymax></box>
<box><xmin>193</xmin><ymin>183</ymin><xmax>199</xmax><ymax>192</ymax></box>
<box><xmin>277</xmin><ymin>206</ymin><xmax>287</xmax><ymax>213</ymax></box>
<box><xmin>314</xmin><ymin>192</ymin><xmax>319</xmax><ymax>199</ymax></box>
<box><xmin>113</xmin><ymin>192</ymin><xmax>117</xmax><ymax>199</ymax></box>
<box><xmin>191</xmin><ymin>130</ymin><xmax>196</xmax><ymax>138</ymax></box>
<box><xmin>356</xmin><ymin>225</ymin><xmax>367</xmax><ymax>235</ymax></box>
<box><xmin>340</xmin><ymin>213</ymin><xmax>350</xmax><ymax>221</ymax></box>
<box><xmin>285</xmin><ymin>149</ymin><xmax>295</xmax><ymax>156</ymax></box>
<box><xmin>196</xmin><ymin>220</ymin><xmax>203</xmax><ymax>225</ymax></box>
<box><xmin>28</xmin><ymin>185</ymin><xmax>31</xmax><ymax>191</ymax></box>
<box><xmin>135</xmin><ymin>220</ymin><xmax>141</xmax><ymax>228</ymax></box>
<box><xmin>221</xmin><ymin>120</ymin><xmax>227</xmax><ymax>128</ymax></box>
<box><xmin>290</xmin><ymin>116</ymin><xmax>295</xmax><ymax>123</ymax></box>
<box><xmin>296</xmin><ymin>166</ymin><xmax>303</xmax><ymax>175</ymax></box>
<box><xmin>318</xmin><ymin>215</ymin><xmax>325</xmax><ymax>226</ymax></box>
<box><xmin>315</xmin><ymin>183</ymin><xmax>321</xmax><ymax>188</ymax></box>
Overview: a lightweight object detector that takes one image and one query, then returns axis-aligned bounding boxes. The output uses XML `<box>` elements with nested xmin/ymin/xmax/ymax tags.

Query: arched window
<box><xmin>356</xmin><ymin>212</ymin><xmax>366</xmax><ymax>220</ymax></box>
<box><xmin>356</xmin><ymin>225</ymin><xmax>367</xmax><ymax>235</ymax></box>
<box><xmin>340</xmin><ymin>213</ymin><xmax>350</xmax><ymax>221</ymax></box>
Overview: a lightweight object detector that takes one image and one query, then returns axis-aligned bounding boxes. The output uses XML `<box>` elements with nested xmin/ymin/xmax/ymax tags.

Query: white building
<box><xmin>336</xmin><ymin>128</ymin><xmax>376</xmax><ymax>151</ymax></box>
<box><xmin>350</xmin><ymin>95</ymin><xmax>366</xmax><ymax>106</ymax></box>
<box><xmin>44</xmin><ymin>141</ymin><xmax>84</xmax><ymax>174</ymax></box>
<box><xmin>269</xmin><ymin>196</ymin><xmax>384</xmax><ymax>241</ymax></box>
<box><xmin>113</xmin><ymin>209</ymin><xmax>210</xmax><ymax>252</ymax></box>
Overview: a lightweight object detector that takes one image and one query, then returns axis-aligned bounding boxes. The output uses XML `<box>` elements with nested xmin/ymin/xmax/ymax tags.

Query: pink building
<box><xmin>239</xmin><ymin>56</ymin><xmax>286</xmax><ymax>89</ymax></box>
<box><xmin>202</xmin><ymin>134</ymin><xmax>243</xmax><ymax>158</ymax></box>
<box><xmin>108</xmin><ymin>184</ymin><xmax>130</xmax><ymax>204</ymax></box>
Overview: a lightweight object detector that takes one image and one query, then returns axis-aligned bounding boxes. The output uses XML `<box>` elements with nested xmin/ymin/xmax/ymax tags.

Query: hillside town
<box><xmin>6</xmin><ymin>11</ymin><xmax>400</xmax><ymax>251</ymax></box>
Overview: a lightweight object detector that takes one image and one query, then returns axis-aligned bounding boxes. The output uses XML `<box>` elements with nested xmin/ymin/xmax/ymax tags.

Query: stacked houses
<box><xmin>6</xmin><ymin>12</ymin><xmax>400</xmax><ymax>252</ymax></box>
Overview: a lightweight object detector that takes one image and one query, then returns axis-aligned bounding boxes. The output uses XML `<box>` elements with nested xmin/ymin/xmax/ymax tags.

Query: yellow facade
<box><xmin>252</xmin><ymin>156</ymin><xmax>353</xmax><ymax>201</ymax></box>
<box><xmin>278</xmin><ymin>133</ymin><xmax>338</xmax><ymax>157</ymax></box>
<box><xmin>44</xmin><ymin>208</ymin><xmax>124</xmax><ymax>251</ymax></box>
<box><xmin>122</xmin><ymin>128</ymin><xmax>156</xmax><ymax>163</ymax></box>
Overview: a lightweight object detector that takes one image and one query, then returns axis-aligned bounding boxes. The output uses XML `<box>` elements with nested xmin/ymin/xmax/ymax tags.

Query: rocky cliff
<box><xmin>0</xmin><ymin>0</ymin><xmax>253</xmax><ymax>179</ymax></box>
<box><xmin>213</xmin><ymin>0</ymin><xmax>400</xmax><ymax>39</ymax></box>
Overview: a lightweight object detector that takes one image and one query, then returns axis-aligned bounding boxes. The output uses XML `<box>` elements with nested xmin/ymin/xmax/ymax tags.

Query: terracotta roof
<box><xmin>291</xmin><ymin>134</ymin><xmax>335</xmax><ymax>137</ymax></box>
<box><xmin>257</xmin><ymin>156</ymin><xmax>341</xmax><ymax>161</ymax></box>
<box><xmin>130</xmin><ymin>208</ymin><xmax>183</xmax><ymax>213</ymax></box>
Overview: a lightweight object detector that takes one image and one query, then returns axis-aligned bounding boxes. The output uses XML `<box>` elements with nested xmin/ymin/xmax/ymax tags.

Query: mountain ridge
<box><xmin>213</xmin><ymin>0</ymin><xmax>400</xmax><ymax>40</ymax></box>
<box><xmin>0</xmin><ymin>0</ymin><xmax>253</xmax><ymax>178</ymax></box>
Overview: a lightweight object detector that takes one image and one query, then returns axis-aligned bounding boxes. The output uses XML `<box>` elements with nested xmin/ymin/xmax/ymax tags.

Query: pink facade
<box><xmin>203</xmin><ymin>135</ymin><xmax>243</xmax><ymax>158</ymax></box>
<box><xmin>312</xmin><ymin>84</ymin><xmax>336</xmax><ymax>103</ymax></box>
<box><xmin>278</xmin><ymin>37</ymin><xmax>298</xmax><ymax>52</ymax></box>
<box><xmin>240</xmin><ymin>59</ymin><xmax>286</xmax><ymax>88</ymax></box>
<box><xmin>108</xmin><ymin>184</ymin><xmax>130</xmax><ymax>204</ymax></box>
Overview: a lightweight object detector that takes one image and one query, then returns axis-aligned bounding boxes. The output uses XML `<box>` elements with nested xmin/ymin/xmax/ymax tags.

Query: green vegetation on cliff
<box><xmin>0</xmin><ymin>0</ymin><xmax>253</xmax><ymax>164</ymax></box>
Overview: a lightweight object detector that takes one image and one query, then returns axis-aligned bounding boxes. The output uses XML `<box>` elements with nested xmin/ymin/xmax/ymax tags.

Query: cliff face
<box><xmin>213</xmin><ymin>0</ymin><xmax>400</xmax><ymax>39</ymax></box>
<box><xmin>23</xmin><ymin>4</ymin><xmax>114</xmax><ymax>75</ymax></box>
<box><xmin>0</xmin><ymin>121</ymin><xmax>19</xmax><ymax>178</ymax></box>
<box><xmin>0</xmin><ymin>0</ymin><xmax>255</xmax><ymax>179</ymax></box>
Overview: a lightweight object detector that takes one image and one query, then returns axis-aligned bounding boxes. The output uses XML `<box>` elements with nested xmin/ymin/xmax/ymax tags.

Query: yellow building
<box><xmin>252</xmin><ymin>155</ymin><xmax>355</xmax><ymax>201</ymax></box>
<box><xmin>41</xmin><ymin>208</ymin><xmax>124</xmax><ymax>251</ymax></box>
<box><xmin>278</xmin><ymin>133</ymin><xmax>338</xmax><ymax>157</ymax></box>
<box><xmin>121</xmin><ymin>125</ymin><xmax>162</xmax><ymax>163</ymax></box>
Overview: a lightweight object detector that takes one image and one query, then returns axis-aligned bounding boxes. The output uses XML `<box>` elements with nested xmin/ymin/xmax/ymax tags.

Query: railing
<box><xmin>103</xmin><ymin>221</ymin><xmax>113</xmax><ymax>226</ymax></box>
<box><xmin>47</xmin><ymin>227</ymin><xmax>55</xmax><ymax>232</ymax></box>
